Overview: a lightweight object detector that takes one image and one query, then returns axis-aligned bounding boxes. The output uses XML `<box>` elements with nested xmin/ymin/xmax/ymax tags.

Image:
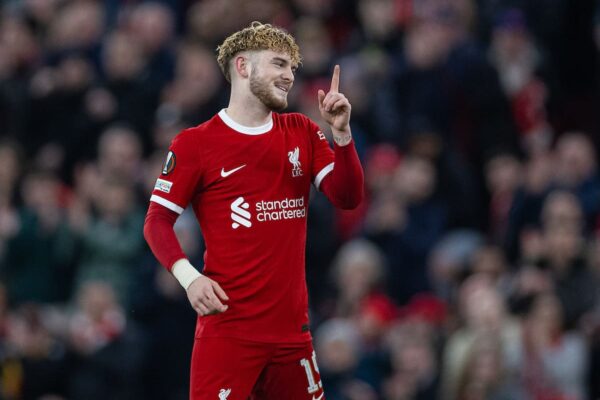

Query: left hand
<box><xmin>318</xmin><ymin>65</ymin><xmax>352</xmax><ymax>135</ymax></box>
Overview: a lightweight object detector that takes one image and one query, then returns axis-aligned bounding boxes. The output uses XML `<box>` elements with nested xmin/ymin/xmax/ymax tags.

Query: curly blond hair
<box><xmin>216</xmin><ymin>21</ymin><xmax>301</xmax><ymax>82</ymax></box>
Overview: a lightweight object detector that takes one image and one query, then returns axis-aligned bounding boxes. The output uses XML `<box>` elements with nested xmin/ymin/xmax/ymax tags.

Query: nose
<box><xmin>282</xmin><ymin>67</ymin><xmax>294</xmax><ymax>83</ymax></box>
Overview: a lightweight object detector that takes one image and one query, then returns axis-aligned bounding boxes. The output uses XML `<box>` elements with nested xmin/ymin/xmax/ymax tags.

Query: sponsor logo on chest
<box><xmin>229</xmin><ymin>196</ymin><xmax>306</xmax><ymax>229</ymax></box>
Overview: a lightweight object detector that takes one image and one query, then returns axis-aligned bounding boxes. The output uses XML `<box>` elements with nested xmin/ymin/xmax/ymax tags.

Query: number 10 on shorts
<box><xmin>300</xmin><ymin>351</ymin><xmax>323</xmax><ymax>394</ymax></box>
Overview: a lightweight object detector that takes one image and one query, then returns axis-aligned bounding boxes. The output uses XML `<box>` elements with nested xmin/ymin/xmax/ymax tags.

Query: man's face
<box><xmin>248</xmin><ymin>50</ymin><xmax>296</xmax><ymax>111</ymax></box>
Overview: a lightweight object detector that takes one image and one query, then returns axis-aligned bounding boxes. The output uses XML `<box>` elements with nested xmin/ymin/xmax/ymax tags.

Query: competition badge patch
<box><xmin>162</xmin><ymin>151</ymin><xmax>176</xmax><ymax>175</ymax></box>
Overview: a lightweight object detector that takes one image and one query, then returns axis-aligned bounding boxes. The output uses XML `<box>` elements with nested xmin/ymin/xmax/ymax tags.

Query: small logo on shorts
<box><xmin>219</xmin><ymin>388</ymin><xmax>231</xmax><ymax>400</ymax></box>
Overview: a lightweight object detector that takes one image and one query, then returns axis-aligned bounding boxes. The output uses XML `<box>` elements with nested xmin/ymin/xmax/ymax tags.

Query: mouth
<box><xmin>275</xmin><ymin>84</ymin><xmax>289</xmax><ymax>93</ymax></box>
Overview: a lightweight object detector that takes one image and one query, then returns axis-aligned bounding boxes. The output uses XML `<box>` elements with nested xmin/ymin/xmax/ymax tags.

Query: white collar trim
<box><xmin>218</xmin><ymin>109</ymin><xmax>273</xmax><ymax>135</ymax></box>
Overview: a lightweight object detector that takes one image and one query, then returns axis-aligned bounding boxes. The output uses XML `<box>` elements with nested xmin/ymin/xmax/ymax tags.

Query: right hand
<box><xmin>187</xmin><ymin>275</ymin><xmax>229</xmax><ymax>316</ymax></box>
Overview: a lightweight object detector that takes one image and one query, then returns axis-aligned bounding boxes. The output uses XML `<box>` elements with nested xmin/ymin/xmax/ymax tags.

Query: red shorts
<box><xmin>190</xmin><ymin>337</ymin><xmax>325</xmax><ymax>400</ymax></box>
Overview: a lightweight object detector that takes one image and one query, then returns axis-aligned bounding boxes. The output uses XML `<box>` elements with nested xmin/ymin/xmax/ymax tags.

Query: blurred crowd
<box><xmin>1</xmin><ymin>0</ymin><xmax>600</xmax><ymax>399</ymax></box>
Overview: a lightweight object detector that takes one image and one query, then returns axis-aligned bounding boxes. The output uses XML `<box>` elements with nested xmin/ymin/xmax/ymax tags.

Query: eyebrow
<box><xmin>272</xmin><ymin>57</ymin><xmax>298</xmax><ymax>72</ymax></box>
<box><xmin>272</xmin><ymin>57</ymin><xmax>290</xmax><ymax>64</ymax></box>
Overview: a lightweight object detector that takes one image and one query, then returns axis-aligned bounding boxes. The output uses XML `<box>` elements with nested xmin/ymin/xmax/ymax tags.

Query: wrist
<box><xmin>332</xmin><ymin>129</ymin><xmax>352</xmax><ymax>147</ymax></box>
<box><xmin>171</xmin><ymin>258</ymin><xmax>202</xmax><ymax>290</ymax></box>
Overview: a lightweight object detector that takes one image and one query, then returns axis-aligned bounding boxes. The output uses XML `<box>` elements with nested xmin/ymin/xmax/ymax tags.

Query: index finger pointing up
<box><xmin>330</xmin><ymin>64</ymin><xmax>340</xmax><ymax>93</ymax></box>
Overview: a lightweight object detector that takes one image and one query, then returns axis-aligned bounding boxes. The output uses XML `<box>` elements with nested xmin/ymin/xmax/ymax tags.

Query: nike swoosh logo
<box><xmin>221</xmin><ymin>164</ymin><xmax>246</xmax><ymax>178</ymax></box>
<box><xmin>312</xmin><ymin>393</ymin><xmax>324</xmax><ymax>400</ymax></box>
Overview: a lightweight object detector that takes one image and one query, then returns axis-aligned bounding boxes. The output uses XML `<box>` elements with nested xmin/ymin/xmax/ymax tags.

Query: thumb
<box><xmin>317</xmin><ymin>89</ymin><xmax>325</xmax><ymax>109</ymax></box>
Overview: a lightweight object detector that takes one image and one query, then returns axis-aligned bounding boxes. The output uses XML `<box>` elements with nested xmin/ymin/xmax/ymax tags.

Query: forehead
<box><xmin>255</xmin><ymin>49</ymin><xmax>294</xmax><ymax>64</ymax></box>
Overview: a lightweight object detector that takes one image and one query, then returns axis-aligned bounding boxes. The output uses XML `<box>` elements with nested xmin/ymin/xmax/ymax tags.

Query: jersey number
<box><xmin>300</xmin><ymin>351</ymin><xmax>322</xmax><ymax>394</ymax></box>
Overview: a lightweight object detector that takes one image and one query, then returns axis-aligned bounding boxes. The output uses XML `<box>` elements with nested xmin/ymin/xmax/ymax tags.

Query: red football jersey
<box><xmin>150</xmin><ymin>110</ymin><xmax>334</xmax><ymax>343</ymax></box>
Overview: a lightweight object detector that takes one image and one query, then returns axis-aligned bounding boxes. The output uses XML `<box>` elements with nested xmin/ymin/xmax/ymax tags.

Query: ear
<box><xmin>234</xmin><ymin>55</ymin><xmax>250</xmax><ymax>79</ymax></box>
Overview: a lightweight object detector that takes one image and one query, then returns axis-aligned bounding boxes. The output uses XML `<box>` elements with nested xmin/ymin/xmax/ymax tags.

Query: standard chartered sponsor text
<box><xmin>256</xmin><ymin>197</ymin><xmax>306</xmax><ymax>222</ymax></box>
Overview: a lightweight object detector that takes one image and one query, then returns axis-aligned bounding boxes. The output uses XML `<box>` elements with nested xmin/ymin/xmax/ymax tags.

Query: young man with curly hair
<box><xmin>144</xmin><ymin>21</ymin><xmax>363</xmax><ymax>399</ymax></box>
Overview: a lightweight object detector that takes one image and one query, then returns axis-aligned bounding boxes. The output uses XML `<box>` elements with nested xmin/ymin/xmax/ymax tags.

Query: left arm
<box><xmin>317</xmin><ymin>65</ymin><xmax>364</xmax><ymax>209</ymax></box>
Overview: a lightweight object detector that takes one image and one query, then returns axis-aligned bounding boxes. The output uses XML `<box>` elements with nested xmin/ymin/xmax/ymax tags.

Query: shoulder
<box><xmin>275</xmin><ymin>112</ymin><xmax>317</xmax><ymax>131</ymax></box>
<box><xmin>275</xmin><ymin>113</ymin><xmax>322</xmax><ymax>143</ymax></box>
<box><xmin>172</xmin><ymin>116</ymin><xmax>220</xmax><ymax>147</ymax></box>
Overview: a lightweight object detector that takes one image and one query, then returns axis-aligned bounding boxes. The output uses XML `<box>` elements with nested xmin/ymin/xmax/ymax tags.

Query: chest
<box><xmin>200</xmin><ymin>129</ymin><xmax>312</xmax><ymax>199</ymax></box>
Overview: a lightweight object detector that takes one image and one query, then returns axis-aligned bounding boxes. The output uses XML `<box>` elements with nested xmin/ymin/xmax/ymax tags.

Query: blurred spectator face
<box><xmin>528</xmin><ymin>293</ymin><xmax>563</xmax><ymax>335</ymax></box>
<box><xmin>514</xmin><ymin>266</ymin><xmax>552</xmax><ymax>298</ymax></box>
<box><xmin>489</xmin><ymin>9</ymin><xmax>538</xmax><ymax>95</ymax></box>
<box><xmin>554</xmin><ymin>132</ymin><xmax>597</xmax><ymax>186</ymax></box>
<box><xmin>95</xmin><ymin>180</ymin><xmax>134</xmax><ymax>222</ymax></box>
<box><xmin>393</xmin><ymin>157</ymin><xmax>436</xmax><ymax>203</ymax></box>
<box><xmin>383</xmin><ymin>371</ymin><xmax>418</xmax><ymax>400</ymax></box>
<box><xmin>98</xmin><ymin>126</ymin><xmax>142</xmax><ymax>180</ymax></box>
<box><xmin>407</xmin><ymin>131</ymin><xmax>443</xmax><ymax>161</ymax></box>
<box><xmin>70</xmin><ymin>281</ymin><xmax>125</xmax><ymax>354</ymax></box>
<box><xmin>153</xmin><ymin>117</ymin><xmax>186</xmax><ymax>150</ymax></box>
<box><xmin>333</xmin><ymin>239</ymin><xmax>385</xmax><ymax>302</ymax></box>
<box><xmin>73</xmin><ymin>162</ymin><xmax>102</xmax><ymax>203</ymax></box>
<box><xmin>24</xmin><ymin>0</ymin><xmax>60</xmax><ymax>27</ymax></box>
<box><xmin>404</xmin><ymin>21</ymin><xmax>451</xmax><ymax>69</ymax></box>
<box><xmin>470</xmin><ymin>245</ymin><xmax>507</xmax><ymax>281</ymax></box>
<box><xmin>129</xmin><ymin>2</ymin><xmax>174</xmax><ymax>54</ymax></box>
<box><xmin>428</xmin><ymin>230</ymin><xmax>484</xmax><ymax>298</ymax></box>
<box><xmin>391</xmin><ymin>335</ymin><xmax>435</xmax><ymax>382</ymax></box>
<box><xmin>315</xmin><ymin>319</ymin><xmax>360</xmax><ymax>373</ymax></box>
<box><xmin>57</xmin><ymin>56</ymin><xmax>94</xmax><ymax>92</ymax></box>
<box><xmin>358</xmin><ymin>0</ymin><xmax>398</xmax><ymax>41</ymax></box>
<box><xmin>186</xmin><ymin>0</ymin><xmax>239</xmax><ymax>45</ymax></box>
<box><xmin>485</xmin><ymin>153</ymin><xmax>522</xmax><ymax>194</ymax></box>
<box><xmin>48</xmin><ymin>1</ymin><xmax>104</xmax><ymax>50</ymax></box>
<box><xmin>543</xmin><ymin>227</ymin><xmax>581</xmax><ymax>272</ymax></box>
<box><xmin>21</xmin><ymin>172</ymin><xmax>61</xmax><ymax>219</ymax></box>
<box><xmin>459</xmin><ymin>276</ymin><xmax>505</xmax><ymax>331</ymax></box>
<box><xmin>77</xmin><ymin>281</ymin><xmax>119</xmax><ymax>322</ymax></box>
<box><xmin>294</xmin><ymin>17</ymin><xmax>332</xmax><ymax>75</ymax></box>
<box><xmin>7</xmin><ymin>305</ymin><xmax>54</xmax><ymax>358</ymax></box>
<box><xmin>0</xmin><ymin>17</ymin><xmax>39</xmax><ymax>71</ymax></box>
<box><xmin>102</xmin><ymin>32</ymin><xmax>145</xmax><ymax>81</ymax></box>
<box><xmin>541</xmin><ymin>190</ymin><xmax>583</xmax><ymax>233</ymax></box>
<box><xmin>163</xmin><ymin>44</ymin><xmax>221</xmax><ymax>112</ymax></box>
<box><xmin>457</xmin><ymin>336</ymin><xmax>504</xmax><ymax>397</ymax></box>
<box><xmin>364</xmin><ymin>191</ymin><xmax>406</xmax><ymax>234</ymax></box>
<box><xmin>524</xmin><ymin>152</ymin><xmax>553</xmax><ymax>194</ymax></box>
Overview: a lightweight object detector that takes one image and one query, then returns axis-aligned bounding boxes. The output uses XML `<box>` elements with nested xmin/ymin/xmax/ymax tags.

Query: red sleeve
<box><xmin>143</xmin><ymin>201</ymin><xmax>186</xmax><ymax>271</ymax></box>
<box><xmin>305</xmin><ymin>117</ymin><xmax>335</xmax><ymax>187</ymax></box>
<box><xmin>319</xmin><ymin>141</ymin><xmax>364</xmax><ymax>210</ymax></box>
<box><xmin>150</xmin><ymin>129</ymin><xmax>203</xmax><ymax>215</ymax></box>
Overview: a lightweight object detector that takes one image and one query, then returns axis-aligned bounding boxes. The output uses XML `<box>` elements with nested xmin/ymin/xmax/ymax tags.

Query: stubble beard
<box><xmin>249</xmin><ymin>69</ymin><xmax>288</xmax><ymax>112</ymax></box>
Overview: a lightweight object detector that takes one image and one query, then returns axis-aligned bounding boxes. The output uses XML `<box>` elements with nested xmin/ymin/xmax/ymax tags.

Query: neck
<box><xmin>226</xmin><ymin>87</ymin><xmax>272</xmax><ymax>127</ymax></box>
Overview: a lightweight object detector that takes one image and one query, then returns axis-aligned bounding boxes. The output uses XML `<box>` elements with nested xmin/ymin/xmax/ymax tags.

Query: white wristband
<box><xmin>171</xmin><ymin>259</ymin><xmax>202</xmax><ymax>290</ymax></box>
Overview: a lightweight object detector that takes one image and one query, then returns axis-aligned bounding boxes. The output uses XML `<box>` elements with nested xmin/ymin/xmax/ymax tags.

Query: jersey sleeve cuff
<box><xmin>314</xmin><ymin>162</ymin><xmax>335</xmax><ymax>191</ymax></box>
<box><xmin>150</xmin><ymin>194</ymin><xmax>184</xmax><ymax>214</ymax></box>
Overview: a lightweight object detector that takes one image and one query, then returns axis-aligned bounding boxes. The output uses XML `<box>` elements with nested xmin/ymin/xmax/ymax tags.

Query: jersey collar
<box><xmin>218</xmin><ymin>109</ymin><xmax>273</xmax><ymax>135</ymax></box>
